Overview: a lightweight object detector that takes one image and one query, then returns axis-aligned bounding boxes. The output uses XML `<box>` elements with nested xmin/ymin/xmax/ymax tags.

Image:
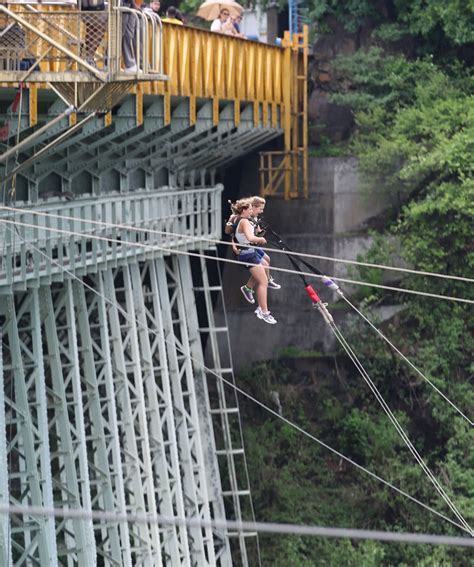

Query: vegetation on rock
<box><xmin>237</xmin><ymin>1</ymin><xmax>473</xmax><ymax>564</ymax></box>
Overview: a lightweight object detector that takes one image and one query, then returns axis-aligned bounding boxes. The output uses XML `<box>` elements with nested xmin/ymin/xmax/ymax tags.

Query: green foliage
<box><xmin>239</xmin><ymin>47</ymin><xmax>473</xmax><ymax>555</ymax></box>
<box><xmin>307</xmin><ymin>0</ymin><xmax>385</xmax><ymax>33</ymax></box>
<box><xmin>308</xmin><ymin>138</ymin><xmax>351</xmax><ymax>158</ymax></box>
<box><xmin>394</xmin><ymin>0</ymin><xmax>474</xmax><ymax>46</ymax></box>
<box><xmin>235</xmin><ymin>2</ymin><xmax>473</xmax><ymax>564</ymax></box>
<box><xmin>238</xmin><ymin>354</ymin><xmax>473</xmax><ymax>564</ymax></box>
<box><xmin>335</xmin><ymin>51</ymin><xmax>473</xmax><ymax>199</ymax></box>
<box><xmin>332</xmin><ymin>48</ymin><xmax>438</xmax><ymax>114</ymax></box>
<box><xmin>307</xmin><ymin>0</ymin><xmax>474</xmax><ymax>51</ymax></box>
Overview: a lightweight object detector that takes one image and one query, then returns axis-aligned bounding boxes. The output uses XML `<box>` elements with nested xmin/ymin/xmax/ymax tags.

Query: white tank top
<box><xmin>234</xmin><ymin>219</ymin><xmax>252</xmax><ymax>245</ymax></box>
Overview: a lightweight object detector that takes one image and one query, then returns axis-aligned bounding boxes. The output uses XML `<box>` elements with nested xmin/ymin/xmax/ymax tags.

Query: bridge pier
<box><xmin>0</xmin><ymin>187</ymin><xmax>255</xmax><ymax>565</ymax></box>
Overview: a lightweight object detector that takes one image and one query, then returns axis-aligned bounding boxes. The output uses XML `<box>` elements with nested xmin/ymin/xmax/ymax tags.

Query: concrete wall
<box><xmin>215</xmin><ymin>157</ymin><xmax>397</xmax><ymax>372</ymax></box>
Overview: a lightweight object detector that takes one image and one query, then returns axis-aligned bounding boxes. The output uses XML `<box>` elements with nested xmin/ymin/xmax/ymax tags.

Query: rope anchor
<box><xmin>315</xmin><ymin>301</ymin><xmax>334</xmax><ymax>325</ymax></box>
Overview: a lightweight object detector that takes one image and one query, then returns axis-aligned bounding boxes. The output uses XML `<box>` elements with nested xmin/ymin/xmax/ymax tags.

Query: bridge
<box><xmin>0</xmin><ymin>3</ymin><xmax>307</xmax><ymax>564</ymax></box>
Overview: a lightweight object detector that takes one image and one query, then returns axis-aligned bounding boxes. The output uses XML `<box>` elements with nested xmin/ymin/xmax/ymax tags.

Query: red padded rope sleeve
<box><xmin>305</xmin><ymin>285</ymin><xmax>321</xmax><ymax>304</ymax></box>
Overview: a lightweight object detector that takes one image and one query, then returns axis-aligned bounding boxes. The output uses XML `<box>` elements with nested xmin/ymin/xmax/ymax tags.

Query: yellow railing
<box><xmin>146</xmin><ymin>24</ymin><xmax>285</xmax><ymax>103</ymax></box>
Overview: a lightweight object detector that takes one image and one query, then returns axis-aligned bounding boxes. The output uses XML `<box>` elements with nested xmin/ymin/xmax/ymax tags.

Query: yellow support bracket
<box><xmin>28</xmin><ymin>85</ymin><xmax>37</xmax><ymax>127</ymax></box>
<box><xmin>259</xmin><ymin>25</ymin><xmax>308</xmax><ymax>200</ymax></box>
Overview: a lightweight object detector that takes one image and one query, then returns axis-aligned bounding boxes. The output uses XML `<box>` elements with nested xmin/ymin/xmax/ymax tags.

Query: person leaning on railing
<box><xmin>231</xmin><ymin>14</ymin><xmax>246</xmax><ymax>39</ymax></box>
<box><xmin>142</xmin><ymin>0</ymin><xmax>160</xmax><ymax>16</ymax></box>
<box><xmin>161</xmin><ymin>6</ymin><xmax>183</xmax><ymax>25</ymax></box>
<box><xmin>210</xmin><ymin>8</ymin><xmax>234</xmax><ymax>35</ymax></box>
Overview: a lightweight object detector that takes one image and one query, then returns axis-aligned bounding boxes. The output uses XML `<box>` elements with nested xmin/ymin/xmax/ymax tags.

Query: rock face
<box><xmin>308</xmin><ymin>16</ymin><xmax>415</xmax><ymax>146</ymax></box>
<box><xmin>214</xmin><ymin>157</ymin><xmax>398</xmax><ymax>372</ymax></box>
<box><xmin>309</xmin><ymin>20</ymin><xmax>360</xmax><ymax>145</ymax></box>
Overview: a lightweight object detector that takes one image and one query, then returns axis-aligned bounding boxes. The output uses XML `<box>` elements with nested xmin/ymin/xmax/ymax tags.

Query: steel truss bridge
<box><xmin>0</xmin><ymin>3</ymin><xmax>307</xmax><ymax>564</ymax></box>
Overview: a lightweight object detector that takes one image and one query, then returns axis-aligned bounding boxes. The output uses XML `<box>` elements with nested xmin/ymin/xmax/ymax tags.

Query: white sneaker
<box><xmin>268</xmin><ymin>277</ymin><xmax>281</xmax><ymax>290</ymax></box>
<box><xmin>85</xmin><ymin>57</ymin><xmax>97</xmax><ymax>69</ymax></box>
<box><xmin>124</xmin><ymin>64</ymin><xmax>138</xmax><ymax>73</ymax></box>
<box><xmin>261</xmin><ymin>311</ymin><xmax>277</xmax><ymax>324</ymax></box>
<box><xmin>255</xmin><ymin>307</ymin><xmax>277</xmax><ymax>324</ymax></box>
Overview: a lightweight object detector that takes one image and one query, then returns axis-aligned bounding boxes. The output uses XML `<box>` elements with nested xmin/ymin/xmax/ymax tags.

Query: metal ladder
<box><xmin>193</xmin><ymin>251</ymin><xmax>261</xmax><ymax>567</ymax></box>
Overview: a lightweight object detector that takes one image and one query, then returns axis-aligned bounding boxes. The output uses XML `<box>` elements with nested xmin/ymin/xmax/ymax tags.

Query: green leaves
<box><xmin>336</xmin><ymin>53</ymin><xmax>474</xmax><ymax>200</ymax></box>
<box><xmin>308</xmin><ymin>0</ymin><xmax>474</xmax><ymax>48</ymax></box>
<box><xmin>394</xmin><ymin>0</ymin><xmax>474</xmax><ymax>45</ymax></box>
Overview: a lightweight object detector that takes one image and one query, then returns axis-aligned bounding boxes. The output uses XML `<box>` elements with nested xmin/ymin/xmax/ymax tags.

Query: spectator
<box><xmin>162</xmin><ymin>6</ymin><xmax>184</xmax><ymax>25</ymax></box>
<box><xmin>210</xmin><ymin>8</ymin><xmax>230</xmax><ymax>33</ymax></box>
<box><xmin>231</xmin><ymin>14</ymin><xmax>246</xmax><ymax>38</ymax></box>
<box><xmin>175</xmin><ymin>8</ymin><xmax>186</xmax><ymax>24</ymax></box>
<box><xmin>142</xmin><ymin>0</ymin><xmax>161</xmax><ymax>16</ymax></box>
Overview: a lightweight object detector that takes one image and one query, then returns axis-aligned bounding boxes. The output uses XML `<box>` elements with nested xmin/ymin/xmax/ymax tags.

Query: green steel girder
<box><xmin>200</xmin><ymin>129</ymin><xmax>282</xmax><ymax>172</ymax></box>
<box><xmin>153</xmin><ymin>256</ymin><xmax>216</xmax><ymax>565</ymax></box>
<box><xmin>193</xmin><ymin>254</ymin><xmax>260</xmax><ymax>563</ymax></box>
<box><xmin>180</xmin><ymin>127</ymin><xmax>271</xmax><ymax>172</ymax></box>
<box><xmin>33</xmin><ymin>98</ymin><xmax>145</xmax><ymax>177</ymax></box>
<box><xmin>39</xmin><ymin>285</ymin><xmax>97</xmax><ymax>566</ymax></box>
<box><xmin>125</xmin><ymin>263</ymin><xmax>188</xmax><ymax>563</ymax></box>
<box><xmin>0</xmin><ymin>187</ymin><xmax>223</xmax><ymax>293</ymax></box>
<box><xmin>31</xmin><ymin>117</ymin><xmax>111</xmax><ymax>179</ymax></box>
<box><xmin>1</xmin><ymin>98</ymin><xmax>75</xmax><ymax>166</ymax></box>
<box><xmin>2</xmin><ymin>91</ymin><xmax>282</xmax><ymax>199</ymax></box>
<box><xmin>127</xmin><ymin>100</ymin><xmax>253</xmax><ymax>169</ymax></box>
<box><xmin>0</xmin><ymin>190</ymin><xmax>261</xmax><ymax>564</ymax></box>
<box><xmin>171</xmin><ymin>103</ymin><xmax>255</xmax><ymax>168</ymax></box>
<box><xmin>0</xmin><ymin>293</ymin><xmax>58</xmax><ymax>566</ymax></box>
<box><xmin>0</xmin><ymin>337</ymin><xmax>11</xmax><ymax>566</ymax></box>
<box><xmin>76</xmin><ymin>279</ymin><xmax>139</xmax><ymax>565</ymax></box>
<box><xmin>176</xmin><ymin>255</ymin><xmax>233</xmax><ymax>564</ymax></box>
<box><xmin>91</xmin><ymin>97</ymin><xmax>213</xmax><ymax>169</ymax></box>
<box><xmin>102</xmin><ymin>266</ymin><xmax>181</xmax><ymax>564</ymax></box>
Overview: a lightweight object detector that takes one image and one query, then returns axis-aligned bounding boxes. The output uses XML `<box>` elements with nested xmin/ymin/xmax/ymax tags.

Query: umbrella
<box><xmin>197</xmin><ymin>0</ymin><xmax>243</xmax><ymax>21</ymax></box>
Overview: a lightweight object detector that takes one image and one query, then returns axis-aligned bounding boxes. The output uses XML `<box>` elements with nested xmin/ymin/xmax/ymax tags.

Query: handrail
<box><xmin>145</xmin><ymin>11</ymin><xmax>164</xmax><ymax>75</ymax></box>
<box><xmin>0</xmin><ymin>5</ymin><xmax>103</xmax><ymax>77</ymax></box>
<box><xmin>0</xmin><ymin>186</ymin><xmax>223</xmax><ymax>288</ymax></box>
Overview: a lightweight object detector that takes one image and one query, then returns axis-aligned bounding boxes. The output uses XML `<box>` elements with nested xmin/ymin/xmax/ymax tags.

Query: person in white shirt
<box><xmin>210</xmin><ymin>8</ymin><xmax>233</xmax><ymax>34</ymax></box>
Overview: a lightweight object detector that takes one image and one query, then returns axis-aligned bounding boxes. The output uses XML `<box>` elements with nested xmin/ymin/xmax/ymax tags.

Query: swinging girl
<box><xmin>228</xmin><ymin>198</ymin><xmax>277</xmax><ymax>325</ymax></box>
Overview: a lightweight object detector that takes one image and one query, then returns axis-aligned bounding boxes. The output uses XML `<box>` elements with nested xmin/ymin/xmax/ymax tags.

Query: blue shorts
<box><xmin>238</xmin><ymin>248</ymin><xmax>264</xmax><ymax>267</ymax></box>
<box><xmin>255</xmin><ymin>248</ymin><xmax>265</xmax><ymax>260</ymax></box>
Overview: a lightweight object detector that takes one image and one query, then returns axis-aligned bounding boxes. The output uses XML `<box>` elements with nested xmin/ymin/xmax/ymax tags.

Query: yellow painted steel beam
<box><xmin>29</xmin><ymin>85</ymin><xmax>37</xmax><ymax>127</ymax></box>
<box><xmin>1</xmin><ymin>7</ymin><xmax>290</xmax><ymax>107</ymax></box>
<box><xmin>212</xmin><ymin>97</ymin><xmax>219</xmax><ymax>127</ymax></box>
<box><xmin>136</xmin><ymin>85</ymin><xmax>143</xmax><ymax>126</ymax></box>
<box><xmin>234</xmin><ymin>100</ymin><xmax>240</xmax><ymax>127</ymax></box>
<box><xmin>189</xmin><ymin>94</ymin><xmax>196</xmax><ymax>126</ymax></box>
<box><xmin>282</xmin><ymin>31</ymin><xmax>292</xmax><ymax>200</ymax></box>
